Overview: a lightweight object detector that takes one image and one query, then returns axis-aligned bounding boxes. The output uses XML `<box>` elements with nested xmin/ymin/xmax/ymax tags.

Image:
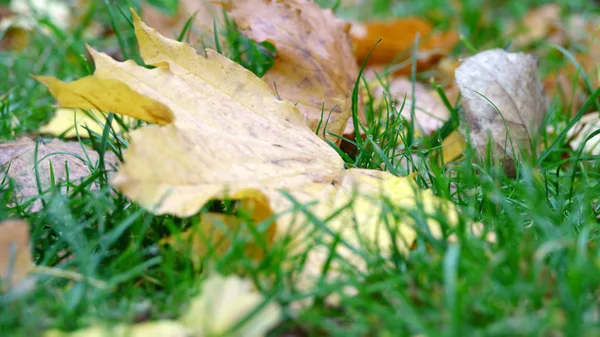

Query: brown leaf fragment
<box><xmin>455</xmin><ymin>49</ymin><xmax>548</xmax><ymax>175</ymax></box>
<box><xmin>0</xmin><ymin>138</ymin><xmax>118</xmax><ymax>211</ymax></box>
<box><xmin>0</xmin><ymin>219</ymin><xmax>34</xmax><ymax>289</ymax></box>
<box><xmin>228</xmin><ymin>0</ymin><xmax>360</xmax><ymax>145</ymax></box>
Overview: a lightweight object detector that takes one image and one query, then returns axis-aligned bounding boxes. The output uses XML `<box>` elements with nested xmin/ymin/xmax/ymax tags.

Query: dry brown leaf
<box><xmin>350</xmin><ymin>18</ymin><xmax>459</xmax><ymax>74</ymax></box>
<box><xmin>228</xmin><ymin>0</ymin><xmax>359</xmax><ymax>145</ymax></box>
<box><xmin>0</xmin><ymin>219</ymin><xmax>34</xmax><ymax>290</ymax></box>
<box><xmin>455</xmin><ymin>49</ymin><xmax>548</xmax><ymax>175</ymax></box>
<box><xmin>0</xmin><ymin>138</ymin><xmax>118</xmax><ymax>211</ymax></box>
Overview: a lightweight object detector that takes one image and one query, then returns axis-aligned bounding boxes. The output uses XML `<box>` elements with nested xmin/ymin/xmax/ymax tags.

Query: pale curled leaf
<box><xmin>455</xmin><ymin>49</ymin><xmax>547</xmax><ymax>174</ymax></box>
<box><xmin>568</xmin><ymin>112</ymin><xmax>600</xmax><ymax>155</ymax></box>
<box><xmin>228</xmin><ymin>0</ymin><xmax>359</xmax><ymax>145</ymax></box>
<box><xmin>180</xmin><ymin>274</ymin><xmax>282</xmax><ymax>337</ymax></box>
<box><xmin>0</xmin><ymin>138</ymin><xmax>118</xmax><ymax>211</ymax></box>
<box><xmin>0</xmin><ymin>220</ymin><xmax>34</xmax><ymax>289</ymax></box>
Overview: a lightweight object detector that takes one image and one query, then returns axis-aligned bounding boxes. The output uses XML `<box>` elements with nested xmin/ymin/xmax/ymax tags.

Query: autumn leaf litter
<box><xmin>1</xmin><ymin>0</ymin><xmax>600</xmax><ymax>336</ymax></box>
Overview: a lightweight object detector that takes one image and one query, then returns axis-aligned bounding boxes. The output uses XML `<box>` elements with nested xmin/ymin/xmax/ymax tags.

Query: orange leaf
<box><xmin>350</xmin><ymin>18</ymin><xmax>458</xmax><ymax>74</ymax></box>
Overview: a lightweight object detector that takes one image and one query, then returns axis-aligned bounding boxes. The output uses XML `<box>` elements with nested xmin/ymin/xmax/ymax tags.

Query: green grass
<box><xmin>1</xmin><ymin>0</ymin><xmax>600</xmax><ymax>336</ymax></box>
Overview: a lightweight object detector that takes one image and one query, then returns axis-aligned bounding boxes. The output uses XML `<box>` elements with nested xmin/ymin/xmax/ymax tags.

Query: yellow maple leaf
<box><xmin>228</xmin><ymin>0</ymin><xmax>360</xmax><ymax>145</ymax></box>
<box><xmin>38</xmin><ymin>10</ymin><xmax>464</xmax><ymax>304</ymax></box>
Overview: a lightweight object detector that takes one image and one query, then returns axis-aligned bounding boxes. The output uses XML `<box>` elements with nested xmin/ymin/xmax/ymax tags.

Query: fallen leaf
<box><xmin>568</xmin><ymin>112</ymin><xmax>600</xmax><ymax>155</ymax></box>
<box><xmin>0</xmin><ymin>138</ymin><xmax>118</xmax><ymax>211</ymax></box>
<box><xmin>180</xmin><ymin>274</ymin><xmax>281</xmax><ymax>337</ymax></box>
<box><xmin>39</xmin><ymin>10</ymin><xmax>344</xmax><ymax>218</ymax></box>
<box><xmin>289</xmin><ymin>168</ymin><xmax>459</xmax><ymax>308</ymax></box>
<box><xmin>369</xmin><ymin>76</ymin><xmax>450</xmax><ymax>136</ymax></box>
<box><xmin>350</xmin><ymin>18</ymin><xmax>459</xmax><ymax>74</ymax></box>
<box><xmin>38</xmin><ymin>11</ymin><xmax>463</xmax><ymax>305</ymax></box>
<box><xmin>44</xmin><ymin>321</ymin><xmax>191</xmax><ymax>337</ymax></box>
<box><xmin>0</xmin><ymin>6</ymin><xmax>28</xmax><ymax>50</ymax></box>
<box><xmin>228</xmin><ymin>0</ymin><xmax>360</xmax><ymax>145</ymax></box>
<box><xmin>35</xmin><ymin>76</ymin><xmax>174</xmax><ymax>125</ymax></box>
<box><xmin>440</xmin><ymin>130</ymin><xmax>467</xmax><ymax>164</ymax></box>
<box><xmin>39</xmin><ymin>108</ymin><xmax>135</xmax><ymax>138</ymax></box>
<box><xmin>455</xmin><ymin>49</ymin><xmax>548</xmax><ymax>175</ymax></box>
<box><xmin>0</xmin><ymin>219</ymin><xmax>34</xmax><ymax>290</ymax></box>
